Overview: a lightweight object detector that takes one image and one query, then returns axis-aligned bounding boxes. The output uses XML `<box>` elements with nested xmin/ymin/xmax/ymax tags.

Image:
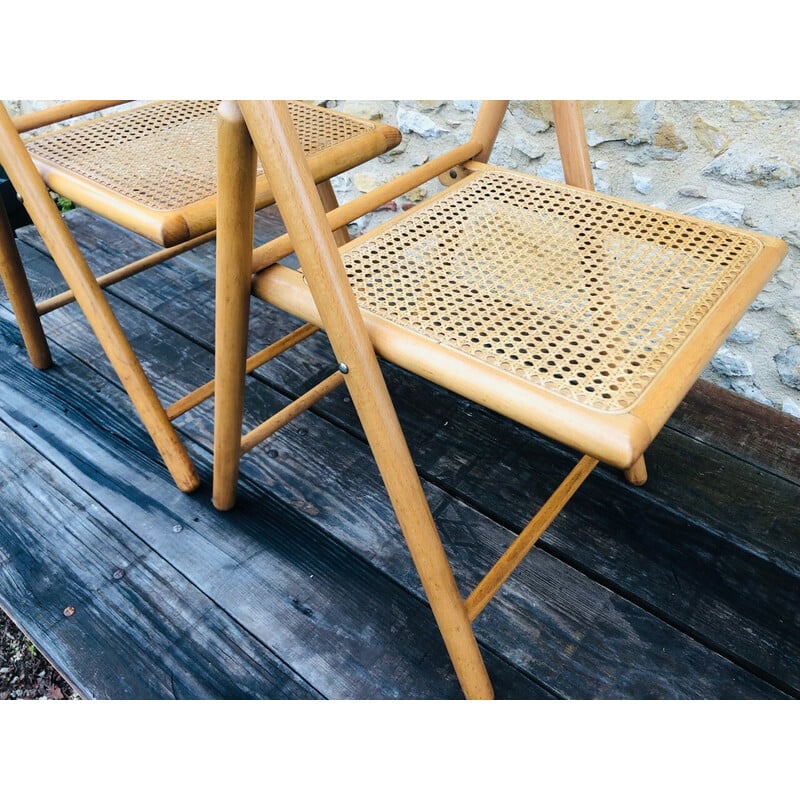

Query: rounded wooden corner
<box><xmin>378</xmin><ymin>124</ymin><xmax>402</xmax><ymax>150</ymax></box>
<box><xmin>159</xmin><ymin>214</ymin><xmax>191</xmax><ymax>248</ymax></box>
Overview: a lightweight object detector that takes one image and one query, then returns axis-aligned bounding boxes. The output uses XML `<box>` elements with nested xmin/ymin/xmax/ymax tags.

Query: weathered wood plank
<box><xmin>309</xmin><ymin>363</ymin><xmax>800</xmax><ymax>691</ymax></box>
<box><xmin>0</xmin><ymin>421</ymin><xmax>320</xmax><ymax>700</ymax></box>
<box><xmin>244</xmin><ymin>328</ymin><xmax>800</xmax><ymax>573</ymax></box>
<box><xmin>231</xmin><ymin>361</ymin><xmax>796</xmax><ymax>698</ymax></box>
<box><xmin>669</xmin><ymin>379</ymin><xmax>800</xmax><ymax>486</ymax></box>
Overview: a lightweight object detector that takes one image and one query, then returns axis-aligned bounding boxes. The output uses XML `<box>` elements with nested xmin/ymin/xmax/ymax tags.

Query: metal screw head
<box><xmin>63</xmin><ymin>606</ymin><xmax>75</xmax><ymax>617</ymax></box>
<box><xmin>338</xmin><ymin>362</ymin><xmax>349</xmax><ymax>374</ymax></box>
<box><xmin>112</xmin><ymin>569</ymin><xmax>125</xmax><ymax>580</ymax></box>
<box><xmin>172</xmin><ymin>524</ymin><xmax>183</xmax><ymax>533</ymax></box>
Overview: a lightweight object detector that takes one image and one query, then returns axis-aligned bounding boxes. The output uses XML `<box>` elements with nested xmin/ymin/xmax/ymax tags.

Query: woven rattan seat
<box><xmin>210</xmin><ymin>101</ymin><xmax>787</xmax><ymax>698</ymax></box>
<box><xmin>253</xmin><ymin>165</ymin><xmax>780</xmax><ymax>468</ymax></box>
<box><xmin>340</xmin><ymin>170</ymin><xmax>765</xmax><ymax>415</ymax></box>
<box><xmin>0</xmin><ymin>100</ymin><xmax>400</xmax><ymax>492</ymax></box>
<box><xmin>24</xmin><ymin>100</ymin><xmax>399</xmax><ymax>245</ymax></box>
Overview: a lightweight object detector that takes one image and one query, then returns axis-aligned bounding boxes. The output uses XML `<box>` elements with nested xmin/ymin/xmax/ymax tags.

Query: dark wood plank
<box><xmin>309</xmin><ymin>365</ymin><xmax>800</xmax><ymax>692</ymax></box>
<box><xmin>0</xmin><ymin>314</ymin><xmax>547</xmax><ymax>699</ymax></box>
<box><xmin>234</xmin><ymin>362</ymin><xmax>797</xmax><ymax>698</ymax></box>
<box><xmin>241</xmin><ymin>329</ymin><xmax>800</xmax><ymax>573</ymax></box>
<box><xmin>671</xmin><ymin>380</ymin><xmax>800</xmax><ymax>485</ymax></box>
<box><xmin>0</xmin><ymin>421</ymin><xmax>320</xmax><ymax>700</ymax></box>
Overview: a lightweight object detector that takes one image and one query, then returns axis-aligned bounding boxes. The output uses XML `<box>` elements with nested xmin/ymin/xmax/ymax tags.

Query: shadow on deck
<box><xmin>0</xmin><ymin>207</ymin><xmax>798</xmax><ymax>699</ymax></box>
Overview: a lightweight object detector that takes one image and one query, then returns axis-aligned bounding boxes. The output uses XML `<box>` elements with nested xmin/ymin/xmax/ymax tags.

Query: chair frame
<box><xmin>0</xmin><ymin>100</ymin><xmax>399</xmax><ymax>492</ymax></box>
<box><xmin>210</xmin><ymin>100</ymin><xmax>787</xmax><ymax>699</ymax></box>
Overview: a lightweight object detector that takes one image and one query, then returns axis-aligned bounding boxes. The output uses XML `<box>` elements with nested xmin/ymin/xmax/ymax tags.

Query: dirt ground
<box><xmin>1</xmin><ymin>608</ymin><xmax>78</xmax><ymax>700</ymax></box>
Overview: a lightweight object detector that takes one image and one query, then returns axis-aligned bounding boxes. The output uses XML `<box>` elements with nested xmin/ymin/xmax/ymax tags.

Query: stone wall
<box><xmin>329</xmin><ymin>100</ymin><xmax>800</xmax><ymax>417</ymax></box>
<box><xmin>6</xmin><ymin>99</ymin><xmax>800</xmax><ymax>415</ymax></box>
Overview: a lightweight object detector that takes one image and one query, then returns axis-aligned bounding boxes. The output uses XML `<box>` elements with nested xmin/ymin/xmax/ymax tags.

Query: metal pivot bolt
<box><xmin>338</xmin><ymin>362</ymin><xmax>349</xmax><ymax>374</ymax></box>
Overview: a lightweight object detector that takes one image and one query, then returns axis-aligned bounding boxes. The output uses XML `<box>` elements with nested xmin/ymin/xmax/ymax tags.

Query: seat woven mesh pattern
<box><xmin>25</xmin><ymin>100</ymin><xmax>377</xmax><ymax>211</ymax></box>
<box><xmin>343</xmin><ymin>170</ymin><xmax>764</xmax><ymax>412</ymax></box>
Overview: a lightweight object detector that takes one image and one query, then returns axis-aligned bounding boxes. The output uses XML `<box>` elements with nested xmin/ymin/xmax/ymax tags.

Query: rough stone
<box><xmin>650</xmin><ymin>121</ymin><xmax>688</xmax><ymax>158</ymax></box>
<box><xmin>584</xmin><ymin>100</ymin><xmax>640</xmax><ymax>147</ymax></box>
<box><xmin>581</xmin><ymin>101</ymin><xmax>655</xmax><ymax>146</ymax></box>
<box><xmin>510</xmin><ymin>102</ymin><xmax>551</xmax><ymax>134</ymax></box>
<box><xmin>633</xmin><ymin>174</ymin><xmax>653</xmax><ymax>195</ymax></box>
<box><xmin>711</xmin><ymin>347</ymin><xmax>753</xmax><ymax>378</ymax></box>
<box><xmin>594</xmin><ymin>177</ymin><xmax>611</xmax><ymax>194</ymax></box>
<box><xmin>728</xmin><ymin>101</ymin><xmax>765</xmax><ymax>122</ymax></box>
<box><xmin>340</xmin><ymin>101</ymin><xmax>394</xmax><ymax>121</ymax></box>
<box><xmin>749</xmin><ymin>290</ymin><xmax>778</xmax><ymax>312</ymax></box>
<box><xmin>397</xmin><ymin>139</ymin><xmax>431</xmax><ymax>167</ymax></box>
<box><xmin>624</xmin><ymin>150</ymin><xmax>652</xmax><ymax>167</ymax></box>
<box><xmin>685</xmin><ymin>199</ymin><xmax>746</xmax><ymax>227</ymax></box>
<box><xmin>775</xmin><ymin>345</ymin><xmax>800</xmax><ymax>389</ymax></box>
<box><xmin>403</xmin><ymin>186</ymin><xmax>428</xmax><ymax>202</ymax></box>
<box><xmin>404</xmin><ymin>100</ymin><xmax>447</xmax><ymax>112</ymax></box>
<box><xmin>396</xmin><ymin>106</ymin><xmax>449</xmax><ymax>138</ymax></box>
<box><xmin>776</xmin><ymin>295</ymin><xmax>800</xmax><ymax>335</ymax></box>
<box><xmin>727</xmin><ymin>325</ymin><xmax>761</xmax><ymax>345</ymax></box>
<box><xmin>678</xmin><ymin>185</ymin><xmax>709</xmax><ymax>198</ymax></box>
<box><xmin>513</xmin><ymin>135</ymin><xmax>545</xmax><ymax>161</ymax></box>
<box><xmin>782</xmin><ymin>398</ymin><xmax>800</xmax><ymax>418</ymax></box>
<box><xmin>537</xmin><ymin>160</ymin><xmax>565</xmax><ymax>182</ymax></box>
<box><xmin>702</xmin><ymin>147</ymin><xmax>800</xmax><ymax>188</ymax></box>
<box><xmin>729</xmin><ymin>378</ymin><xmax>773</xmax><ymax>406</ymax></box>
<box><xmin>329</xmin><ymin>174</ymin><xmax>352</xmax><ymax>195</ymax></box>
<box><xmin>693</xmin><ymin>117</ymin><xmax>731</xmax><ymax>156</ymax></box>
<box><xmin>352</xmin><ymin>173</ymin><xmax>384</xmax><ymax>193</ymax></box>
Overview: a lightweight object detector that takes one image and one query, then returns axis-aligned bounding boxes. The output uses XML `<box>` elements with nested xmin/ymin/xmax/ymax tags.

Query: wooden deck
<box><xmin>0</xmin><ymin>206</ymin><xmax>798</xmax><ymax>700</ymax></box>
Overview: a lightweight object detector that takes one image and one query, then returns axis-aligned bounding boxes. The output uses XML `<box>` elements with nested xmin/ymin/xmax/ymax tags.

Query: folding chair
<box><xmin>212</xmin><ymin>100</ymin><xmax>787</xmax><ymax>698</ymax></box>
<box><xmin>0</xmin><ymin>100</ymin><xmax>400</xmax><ymax>491</ymax></box>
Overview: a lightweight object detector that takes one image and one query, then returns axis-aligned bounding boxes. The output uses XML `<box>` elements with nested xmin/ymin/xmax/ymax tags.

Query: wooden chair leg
<box><xmin>0</xmin><ymin>201</ymin><xmax>52</xmax><ymax>368</ymax></box>
<box><xmin>240</xmin><ymin>100</ymin><xmax>494</xmax><ymax>698</ymax></box>
<box><xmin>356</xmin><ymin>386</ymin><xmax>495</xmax><ymax>699</ymax></box>
<box><xmin>317</xmin><ymin>273</ymin><xmax>494</xmax><ymax>695</ymax></box>
<box><xmin>0</xmin><ymin>108</ymin><xmax>200</xmax><ymax>493</ymax></box>
<box><xmin>316</xmin><ymin>179</ymin><xmax>350</xmax><ymax>246</ymax></box>
<box><xmin>328</xmin><ymin>312</ymin><xmax>494</xmax><ymax>697</ymax></box>
<box><xmin>212</xmin><ymin>102</ymin><xmax>257</xmax><ymax>511</ymax></box>
<box><xmin>624</xmin><ymin>455</ymin><xmax>648</xmax><ymax>486</ymax></box>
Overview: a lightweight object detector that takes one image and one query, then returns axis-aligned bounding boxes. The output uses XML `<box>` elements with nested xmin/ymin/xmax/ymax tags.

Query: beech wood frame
<box><xmin>210</xmin><ymin>100</ymin><xmax>786</xmax><ymax>699</ymax></box>
<box><xmin>0</xmin><ymin>101</ymin><xmax>399</xmax><ymax>492</ymax></box>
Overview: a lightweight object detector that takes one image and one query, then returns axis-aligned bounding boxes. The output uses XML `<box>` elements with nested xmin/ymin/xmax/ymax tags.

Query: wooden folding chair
<box><xmin>0</xmin><ymin>100</ymin><xmax>400</xmax><ymax>491</ymax></box>
<box><xmin>212</xmin><ymin>100</ymin><xmax>787</xmax><ymax>698</ymax></box>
